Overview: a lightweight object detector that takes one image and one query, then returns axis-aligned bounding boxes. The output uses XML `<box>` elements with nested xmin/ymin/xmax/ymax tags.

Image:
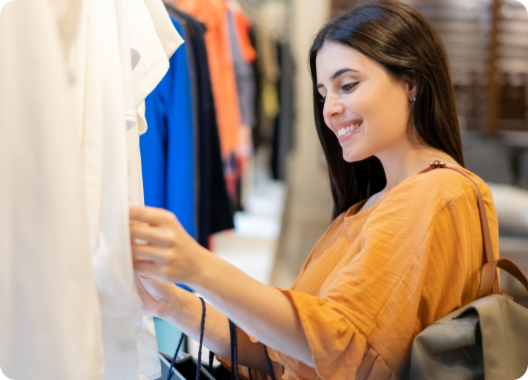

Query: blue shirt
<box><xmin>140</xmin><ymin>17</ymin><xmax>196</xmax><ymax>238</ymax></box>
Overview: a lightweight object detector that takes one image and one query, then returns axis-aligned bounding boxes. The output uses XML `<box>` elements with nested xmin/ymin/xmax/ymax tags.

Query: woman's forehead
<box><xmin>316</xmin><ymin>42</ymin><xmax>363</xmax><ymax>66</ymax></box>
<box><xmin>315</xmin><ymin>43</ymin><xmax>376</xmax><ymax>82</ymax></box>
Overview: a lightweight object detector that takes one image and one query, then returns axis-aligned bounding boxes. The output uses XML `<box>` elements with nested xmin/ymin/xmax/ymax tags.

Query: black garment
<box><xmin>166</xmin><ymin>4</ymin><xmax>235</xmax><ymax>248</ymax></box>
<box><xmin>271</xmin><ymin>42</ymin><xmax>295</xmax><ymax>180</ymax></box>
<box><xmin>249</xmin><ymin>26</ymin><xmax>263</xmax><ymax>149</ymax></box>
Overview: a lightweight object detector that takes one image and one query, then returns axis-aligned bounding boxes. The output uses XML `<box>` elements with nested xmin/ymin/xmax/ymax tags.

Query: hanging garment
<box><xmin>81</xmin><ymin>0</ymin><xmax>182</xmax><ymax>378</ymax></box>
<box><xmin>175</xmin><ymin>0</ymin><xmax>242</xmax><ymax>157</ymax></box>
<box><xmin>226</xmin><ymin>7</ymin><xmax>255</xmax><ymax>207</ymax></box>
<box><xmin>248</xmin><ymin>25</ymin><xmax>263</xmax><ymax>149</ymax></box>
<box><xmin>144</xmin><ymin>0</ymin><xmax>184</xmax><ymax>59</ymax></box>
<box><xmin>228</xmin><ymin>1</ymin><xmax>257</xmax><ymax>63</ymax></box>
<box><xmin>165</xmin><ymin>5</ymin><xmax>235</xmax><ymax>247</ymax></box>
<box><xmin>124</xmin><ymin>2</ymin><xmax>184</xmax><ymax>379</ymax></box>
<box><xmin>141</xmin><ymin>16</ymin><xmax>197</xmax><ymax>238</ymax></box>
<box><xmin>79</xmin><ymin>0</ymin><xmax>147</xmax><ymax>379</ymax></box>
<box><xmin>138</xmin><ymin>0</ymin><xmax>183</xmax><ymax>138</ymax></box>
<box><xmin>0</xmin><ymin>0</ymin><xmax>103</xmax><ymax>379</ymax></box>
<box><xmin>135</xmin><ymin>0</ymin><xmax>183</xmax><ymax>136</ymax></box>
<box><xmin>227</xmin><ymin>9</ymin><xmax>256</xmax><ymax>129</ymax></box>
<box><xmin>255</xmin><ymin>23</ymin><xmax>280</xmax><ymax>141</ymax></box>
<box><xmin>128</xmin><ymin>0</ymin><xmax>170</xmax><ymax>108</ymax></box>
<box><xmin>271</xmin><ymin>42</ymin><xmax>294</xmax><ymax>181</ymax></box>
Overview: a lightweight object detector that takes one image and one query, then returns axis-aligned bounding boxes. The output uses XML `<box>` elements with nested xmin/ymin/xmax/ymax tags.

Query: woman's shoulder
<box><xmin>362</xmin><ymin>166</ymin><xmax>495</xmax><ymax>234</ymax></box>
<box><xmin>356</xmin><ymin>167</ymin><xmax>497</xmax><ymax>251</ymax></box>
<box><xmin>389</xmin><ymin>166</ymin><xmax>493</xmax><ymax>209</ymax></box>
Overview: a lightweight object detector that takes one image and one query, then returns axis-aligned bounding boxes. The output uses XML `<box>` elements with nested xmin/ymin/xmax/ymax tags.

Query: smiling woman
<box><xmin>310</xmin><ymin>0</ymin><xmax>465</xmax><ymax>218</ymax></box>
<box><xmin>129</xmin><ymin>1</ymin><xmax>500</xmax><ymax>380</ymax></box>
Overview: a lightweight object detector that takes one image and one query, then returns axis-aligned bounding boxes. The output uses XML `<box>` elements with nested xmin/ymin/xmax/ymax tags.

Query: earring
<box><xmin>413</xmin><ymin>97</ymin><xmax>416</xmax><ymax>102</ymax></box>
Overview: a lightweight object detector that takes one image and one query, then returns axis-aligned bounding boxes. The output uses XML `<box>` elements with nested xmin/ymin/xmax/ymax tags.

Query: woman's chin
<box><xmin>342</xmin><ymin>150</ymin><xmax>367</xmax><ymax>163</ymax></box>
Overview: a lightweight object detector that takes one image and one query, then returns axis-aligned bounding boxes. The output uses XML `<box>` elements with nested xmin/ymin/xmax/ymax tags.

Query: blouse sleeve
<box><xmin>213</xmin><ymin>229</ymin><xmax>331</xmax><ymax>379</ymax></box>
<box><xmin>273</xmin><ymin>180</ymin><xmax>493</xmax><ymax>379</ymax></box>
<box><xmin>215</xmin><ymin>327</ymin><xmax>284</xmax><ymax>380</ymax></box>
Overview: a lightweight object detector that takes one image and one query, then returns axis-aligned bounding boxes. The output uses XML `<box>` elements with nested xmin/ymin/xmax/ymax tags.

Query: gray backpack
<box><xmin>409</xmin><ymin>163</ymin><xmax>528</xmax><ymax>380</ymax></box>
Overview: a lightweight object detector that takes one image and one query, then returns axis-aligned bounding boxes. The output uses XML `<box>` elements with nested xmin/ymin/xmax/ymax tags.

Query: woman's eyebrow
<box><xmin>331</xmin><ymin>68</ymin><xmax>358</xmax><ymax>80</ymax></box>
<box><xmin>317</xmin><ymin>68</ymin><xmax>359</xmax><ymax>89</ymax></box>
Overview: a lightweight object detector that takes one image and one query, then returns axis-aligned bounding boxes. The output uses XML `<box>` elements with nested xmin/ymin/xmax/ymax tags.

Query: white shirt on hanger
<box><xmin>78</xmin><ymin>0</ymin><xmax>148</xmax><ymax>379</ymax></box>
<box><xmin>119</xmin><ymin>0</ymin><xmax>183</xmax><ymax>379</ymax></box>
<box><xmin>0</xmin><ymin>0</ymin><xmax>103</xmax><ymax>379</ymax></box>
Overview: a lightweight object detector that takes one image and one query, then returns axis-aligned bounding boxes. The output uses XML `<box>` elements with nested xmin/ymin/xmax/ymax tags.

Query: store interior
<box><xmin>1</xmin><ymin>0</ymin><xmax>528</xmax><ymax>379</ymax></box>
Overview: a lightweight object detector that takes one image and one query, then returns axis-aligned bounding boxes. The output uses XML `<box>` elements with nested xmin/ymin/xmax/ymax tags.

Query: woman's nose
<box><xmin>323</xmin><ymin>93</ymin><xmax>343</xmax><ymax>119</ymax></box>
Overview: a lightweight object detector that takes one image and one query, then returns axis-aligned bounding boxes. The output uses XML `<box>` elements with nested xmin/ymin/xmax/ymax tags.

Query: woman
<box><xmin>129</xmin><ymin>1</ymin><xmax>499</xmax><ymax>379</ymax></box>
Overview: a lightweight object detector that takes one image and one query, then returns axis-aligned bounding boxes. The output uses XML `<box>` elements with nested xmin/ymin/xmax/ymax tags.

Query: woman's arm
<box><xmin>130</xmin><ymin>206</ymin><xmax>314</xmax><ymax>367</ymax></box>
<box><xmin>140</xmin><ymin>275</ymin><xmax>272</xmax><ymax>373</ymax></box>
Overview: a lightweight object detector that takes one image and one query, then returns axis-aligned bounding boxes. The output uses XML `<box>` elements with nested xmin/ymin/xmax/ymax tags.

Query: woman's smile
<box><xmin>337</xmin><ymin>122</ymin><xmax>362</xmax><ymax>143</ymax></box>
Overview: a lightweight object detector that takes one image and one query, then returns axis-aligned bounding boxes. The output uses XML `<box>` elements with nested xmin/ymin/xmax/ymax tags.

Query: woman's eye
<box><xmin>342</xmin><ymin>82</ymin><xmax>358</xmax><ymax>92</ymax></box>
<box><xmin>319</xmin><ymin>96</ymin><xmax>326</xmax><ymax>104</ymax></box>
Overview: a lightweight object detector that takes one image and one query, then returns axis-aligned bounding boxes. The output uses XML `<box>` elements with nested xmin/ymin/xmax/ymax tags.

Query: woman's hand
<box><xmin>129</xmin><ymin>207</ymin><xmax>313</xmax><ymax>368</ymax></box>
<box><xmin>129</xmin><ymin>206</ymin><xmax>207</xmax><ymax>283</ymax></box>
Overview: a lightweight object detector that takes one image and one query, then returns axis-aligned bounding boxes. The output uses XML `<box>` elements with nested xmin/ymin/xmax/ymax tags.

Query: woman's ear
<box><xmin>404</xmin><ymin>76</ymin><xmax>417</xmax><ymax>102</ymax></box>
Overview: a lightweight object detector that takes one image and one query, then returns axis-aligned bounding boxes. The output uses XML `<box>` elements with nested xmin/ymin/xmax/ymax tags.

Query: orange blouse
<box><xmin>222</xmin><ymin>167</ymin><xmax>499</xmax><ymax>380</ymax></box>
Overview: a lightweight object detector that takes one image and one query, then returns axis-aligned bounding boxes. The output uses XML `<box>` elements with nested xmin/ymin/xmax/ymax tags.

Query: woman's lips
<box><xmin>334</xmin><ymin>119</ymin><xmax>363</xmax><ymax>134</ymax></box>
<box><xmin>338</xmin><ymin>122</ymin><xmax>362</xmax><ymax>143</ymax></box>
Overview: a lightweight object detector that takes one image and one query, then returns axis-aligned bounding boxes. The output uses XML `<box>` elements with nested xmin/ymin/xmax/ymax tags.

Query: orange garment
<box><xmin>175</xmin><ymin>0</ymin><xmax>241</xmax><ymax>156</ymax></box>
<box><xmin>230</xmin><ymin>6</ymin><xmax>257</xmax><ymax>62</ymax></box>
<box><xmin>221</xmin><ymin>167</ymin><xmax>499</xmax><ymax>379</ymax></box>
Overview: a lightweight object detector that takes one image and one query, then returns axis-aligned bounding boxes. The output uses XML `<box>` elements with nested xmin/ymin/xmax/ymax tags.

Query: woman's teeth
<box><xmin>337</xmin><ymin>124</ymin><xmax>360</xmax><ymax>137</ymax></box>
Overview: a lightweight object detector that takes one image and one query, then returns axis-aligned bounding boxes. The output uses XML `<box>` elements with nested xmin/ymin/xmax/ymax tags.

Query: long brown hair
<box><xmin>310</xmin><ymin>0</ymin><xmax>464</xmax><ymax>219</ymax></box>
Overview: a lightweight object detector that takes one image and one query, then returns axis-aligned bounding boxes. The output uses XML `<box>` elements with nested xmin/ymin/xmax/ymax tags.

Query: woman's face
<box><xmin>316</xmin><ymin>42</ymin><xmax>415</xmax><ymax>162</ymax></box>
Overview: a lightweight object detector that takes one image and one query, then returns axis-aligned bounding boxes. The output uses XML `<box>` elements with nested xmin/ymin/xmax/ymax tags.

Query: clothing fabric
<box><xmin>128</xmin><ymin>0</ymin><xmax>170</xmax><ymax>108</ymax></box>
<box><xmin>79</xmin><ymin>0</ymin><xmax>151</xmax><ymax>378</ymax></box>
<box><xmin>144</xmin><ymin>0</ymin><xmax>184</xmax><ymax>59</ymax></box>
<box><xmin>125</xmin><ymin>3</ymin><xmax>183</xmax><ymax>378</ymax></box>
<box><xmin>254</xmin><ymin>23</ymin><xmax>280</xmax><ymax>141</ymax></box>
<box><xmin>175</xmin><ymin>0</ymin><xmax>242</xmax><ymax>156</ymax></box>
<box><xmin>271</xmin><ymin>42</ymin><xmax>294</xmax><ymax>180</ymax></box>
<box><xmin>160</xmin><ymin>5</ymin><xmax>235</xmax><ymax>247</ymax></box>
<box><xmin>1</xmin><ymin>0</ymin><xmax>180</xmax><ymax>378</ymax></box>
<box><xmin>248</xmin><ymin>25</ymin><xmax>263</xmax><ymax>149</ymax></box>
<box><xmin>130</xmin><ymin>3</ymin><xmax>184</xmax><ymax>376</ymax></box>
<box><xmin>139</xmin><ymin>0</ymin><xmax>184</xmax><ymax>136</ymax></box>
<box><xmin>221</xmin><ymin>167</ymin><xmax>499</xmax><ymax>380</ymax></box>
<box><xmin>0</xmin><ymin>0</ymin><xmax>103</xmax><ymax>379</ymax></box>
<box><xmin>141</xmin><ymin>16</ymin><xmax>197</xmax><ymax>238</ymax></box>
<box><xmin>227</xmin><ymin>9</ymin><xmax>256</xmax><ymax>128</ymax></box>
<box><xmin>228</xmin><ymin>1</ymin><xmax>257</xmax><ymax>63</ymax></box>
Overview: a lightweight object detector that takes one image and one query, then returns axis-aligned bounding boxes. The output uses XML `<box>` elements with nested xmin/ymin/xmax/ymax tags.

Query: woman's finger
<box><xmin>131</xmin><ymin>242</ymin><xmax>172</xmax><ymax>265</ymax></box>
<box><xmin>130</xmin><ymin>224</ymin><xmax>175</xmax><ymax>248</ymax></box>
<box><xmin>130</xmin><ymin>206</ymin><xmax>177</xmax><ymax>227</ymax></box>
<box><xmin>133</xmin><ymin>259</ymin><xmax>178</xmax><ymax>282</ymax></box>
<box><xmin>130</xmin><ymin>220</ymin><xmax>149</xmax><ymax>228</ymax></box>
<box><xmin>133</xmin><ymin>260</ymin><xmax>164</xmax><ymax>277</ymax></box>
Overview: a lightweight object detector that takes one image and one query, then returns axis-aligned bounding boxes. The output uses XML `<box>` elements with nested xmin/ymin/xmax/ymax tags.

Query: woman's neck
<box><xmin>375</xmin><ymin>140</ymin><xmax>460</xmax><ymax>194</ymax></box>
